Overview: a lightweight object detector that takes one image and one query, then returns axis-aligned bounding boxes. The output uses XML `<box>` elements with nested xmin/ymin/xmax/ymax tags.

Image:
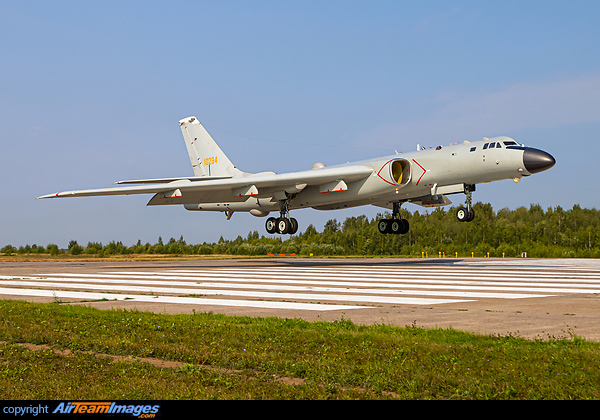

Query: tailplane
<box><xmin>179</xmin><ymin>116</ymin><xmax>242</xmax><ymax>178</ymax></box>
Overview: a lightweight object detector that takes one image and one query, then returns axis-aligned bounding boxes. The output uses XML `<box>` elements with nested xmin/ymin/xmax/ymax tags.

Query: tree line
<box><xmin>2</xmin><ymin>203</ymin><xmax>599</xmax><ymax>258</ymax></box>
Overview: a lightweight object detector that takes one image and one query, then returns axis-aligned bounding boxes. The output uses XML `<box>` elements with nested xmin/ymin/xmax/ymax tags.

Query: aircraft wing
<box><xmin>115</xmin><ymin>176</ymin><xmax>232</xmax><ymax>184</ymax></box>
<box><xmin>37</xmin><ymin>165</ymin><xmax>373</xmax><ymax>204</ymax></box>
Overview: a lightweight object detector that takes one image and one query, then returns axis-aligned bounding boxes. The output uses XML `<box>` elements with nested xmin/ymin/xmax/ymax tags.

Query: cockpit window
<box><xmin>496</xmin><ymin>142</ymin><xmax>502</xmax><ymax>148</ymax></box>
<box><xmin>470</xmin><ymin>147</ymin><xmax>476</xmax><ymax>152</ymax></box>
<box><xmin>489</xmin><ymin>142</ymin><xmax>495</xmax><ymax>148</ymax></box>
<box><xmin>483</xmin><ymin>143</ymin><xmax>489</xmax><ymax>150</ymax></box>
<box><xmin>503</xmin><ymin>141</ymin><xmax>517</xmax><ymax>146</ymax></box>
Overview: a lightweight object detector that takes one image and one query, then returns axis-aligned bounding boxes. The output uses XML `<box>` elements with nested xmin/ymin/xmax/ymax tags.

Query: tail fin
<box><xmin>179</xmin><ymin>116</ymin><xmax>242</xmax><ymax>178</ymax></box>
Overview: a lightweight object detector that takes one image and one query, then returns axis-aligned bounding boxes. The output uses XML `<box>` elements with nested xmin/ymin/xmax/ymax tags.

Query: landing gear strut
<box><xmin>265</xmin><ymin>194</ymin><xmax>298</xmax><ymax>235</ymax></box>
<box><xmin>456</xmin><ymin>184</ymin><xmax>475</xmax><ymax>222</ymax></box>
<box><xmin>378</xmin><ymin>202</ymin><xmax>409</xmax><ymax>235</ymax></box>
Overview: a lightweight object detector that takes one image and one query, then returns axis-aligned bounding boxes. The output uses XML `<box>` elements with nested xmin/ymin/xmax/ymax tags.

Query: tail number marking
<box><xmin>204</xmin><ymin>156</ymin><xmax>218</xmax><ymax>166</ymax></box>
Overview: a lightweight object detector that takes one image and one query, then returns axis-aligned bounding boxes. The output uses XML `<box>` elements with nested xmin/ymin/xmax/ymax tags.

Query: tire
<box><xmin>277</xmin><ymin>217</ymin><xmax>291</xmax><ymax>234</ymax></box>
<box><xmin>289</xmin><ymin>218</ymin><xmax>298</xmax><ymax>235</ymax></box>
<box><xmin>467</xmin><ymin>208</ymin><xmax>475</xmax><ymax>222</ymax></box>
<box><xmin>390</xmin><ymin>219</ymin><xmax>402</xmax><ymax>234</ymax></box>
<box><xmin>266</xmin><ymin>217</ymin><xmax>278</xmax><ymax>234</ymax></box>
<box><xmin>400</xmin><ymin>218</ymin><xmax>409</xmax><ymax>234</ymax></box>
<box><xmin>456</xmin><ymin>207</ymin><xmax>468</xmax><ymax>222</ymax></box>
<box><xmin>378</xmin><ymin>219</ymin><xmax>390</xmax><ymax>234</ymax></box>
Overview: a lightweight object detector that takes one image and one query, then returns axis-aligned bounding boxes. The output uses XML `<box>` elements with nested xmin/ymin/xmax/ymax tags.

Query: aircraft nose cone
<box><xmin>523</xmin><ymin>147</ymin><xmax>556</xmax><ymax>174</ymax></box>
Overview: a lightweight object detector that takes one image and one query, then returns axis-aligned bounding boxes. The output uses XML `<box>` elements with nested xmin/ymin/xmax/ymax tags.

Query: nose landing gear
<box><xmin>456</xmin><ymin>184</ymin><xmax>476</xmax><ymax>222</ymax></box>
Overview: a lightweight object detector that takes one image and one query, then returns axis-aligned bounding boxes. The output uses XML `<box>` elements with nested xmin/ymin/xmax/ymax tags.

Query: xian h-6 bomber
<box><xmin>38</xmin><ymin>116</ymin><xmax>556</xmax><ymax>235</ymax></box>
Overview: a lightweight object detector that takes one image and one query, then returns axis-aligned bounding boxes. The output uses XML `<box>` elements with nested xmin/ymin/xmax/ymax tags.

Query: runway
<box><xmin>1</xmin><ymin>258</ymin><xmax>600</xmax><ymax>340</ymax></box>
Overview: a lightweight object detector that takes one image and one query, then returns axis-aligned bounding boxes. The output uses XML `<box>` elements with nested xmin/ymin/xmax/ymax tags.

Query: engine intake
<box><xmin>377</xmin><ymin>159</ymin><xmax>411</xmax><ymax>186</ymax></box>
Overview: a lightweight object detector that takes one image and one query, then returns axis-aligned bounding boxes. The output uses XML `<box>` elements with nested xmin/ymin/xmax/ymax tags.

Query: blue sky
<box><xmin>1</xmin><ymin>1</ymin><xmax>599</xmax><ymax>247</ymax></box>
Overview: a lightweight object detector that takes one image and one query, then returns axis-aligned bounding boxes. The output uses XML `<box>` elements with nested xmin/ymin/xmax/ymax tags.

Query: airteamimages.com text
<box><xmin>2</xmin><ymin>402</ymin><xmax>161</xmax><ymax>417</ymax></box>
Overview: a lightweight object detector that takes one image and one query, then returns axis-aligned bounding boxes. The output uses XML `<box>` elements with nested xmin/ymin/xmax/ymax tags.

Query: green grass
<box><xmin>1</xmin><ymin>299</ymin><xmax>599</xmax><ymax>399</ymax></box>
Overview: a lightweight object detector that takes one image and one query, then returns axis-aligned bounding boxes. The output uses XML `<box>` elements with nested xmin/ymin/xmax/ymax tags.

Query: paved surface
<box><xmin>1</xmin><ymin>258</ymin><xmax>600</xmax><ymax>341</ymax></box>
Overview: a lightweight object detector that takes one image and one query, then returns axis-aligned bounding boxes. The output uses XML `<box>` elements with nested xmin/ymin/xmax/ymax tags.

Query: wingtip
<box><xmin>37</xmin><ymin>192</ymin><xmax>60</xmax><ymax>199</ymax></box>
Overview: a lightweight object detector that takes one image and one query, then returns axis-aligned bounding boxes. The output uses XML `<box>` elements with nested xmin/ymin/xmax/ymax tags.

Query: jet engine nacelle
<box><xmin>355</xmin><ymin>158</ymin><xmax>413</xmax><ymax>199</ymax></box>
<box><xmin>376</xmin><ymin>158</ymin><xmax>411</xmax><ymax>187</ymax></box>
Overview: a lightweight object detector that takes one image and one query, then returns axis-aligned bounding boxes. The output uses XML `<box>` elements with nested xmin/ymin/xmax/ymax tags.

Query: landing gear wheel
<box><xmin>400</xmin><ymin>218</ymin><xmax>409</xmax><ymax>234</ymax></box>
<box><xmin>457</xmin><ymin>207</ymin><xmax>475</xmax><ymax>222</ymax></box>
<box><xmin>390</xmin><ymin>219</ymin><xmax>401</xmax><ymax>234</ymax></box>
<box><xmin>277</xmin><ymin>217</ymin><xmax>291</xmax><ymax>234</ymax></box>
<box><xmin>266</xmin><ymin>217</ymin><xmax>278</xmax><ymax>234</ymax></box>
<box><xmin>390</xmin><ymin>219</ymin><xmax>402</xmax><ymax>234</ymax></box>
<box><xmin>289</xmin><ymin>218</ymin><xmax>298</xmax><ymax>235</ymax></box>
<box><xmin>466</xmin><ymin>208</ymin><xmax>475</xmax><ymax>222</ymax></box>
<box><xmin>388</xmin><ymin>218</ymin><xmax>410</xmax><ymax>234</ymax></box>
<box><xmin>378</xmin><ymin>219</ymin><xmax>390</xmax><ymax>234</ymax></box>
<box><xmin>456</xmin><ymin>207</ymin><xmax>469</xmax><ymax>222</ymax></box>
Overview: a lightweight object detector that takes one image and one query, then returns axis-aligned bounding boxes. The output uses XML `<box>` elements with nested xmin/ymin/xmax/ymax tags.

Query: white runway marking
<box><xmin>0</xmin><ymin>286</ymin><xmax>362</xmax><ymax>311</ymax></box>
<box><xmin>0</xmin><ymin>276</ymin><xmax>548</xmax><ymax>300</ymax></box>
<box><xmin>0</xmin><ymin>278</ymin><xmax>470</xmax><ymax>306</ymax></box>
<box><xmin>2</xmin><ymin>259</ymin><xmax>600</xmax><ymax>312</ymax></box>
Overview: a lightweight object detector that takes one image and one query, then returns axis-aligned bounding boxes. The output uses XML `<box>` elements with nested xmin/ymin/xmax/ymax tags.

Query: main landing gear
<box><xmin>265</xmin><ymin>195</ymin><xmax>298</xmax><ymax>235</ymax></box>
<box><xmin>378</xmin><ymin>202</ymin><xmax>409</xmax><ymax>235</ymax></box>
<box><xmin>266</xmin><ymin>216</ymin><xmax>298</xmax><ymax>235</ymax></box>
<box><xmin>456</xmin><ymin>184</ymin><xmax>475</xmax><ymax>222</ymax></box>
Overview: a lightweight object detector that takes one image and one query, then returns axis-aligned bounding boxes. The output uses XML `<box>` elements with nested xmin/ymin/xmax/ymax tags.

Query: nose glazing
<box><xmin>523</xmin><ymin>148</ymin><xmax>556</xmax><ymax>174</ymax></box>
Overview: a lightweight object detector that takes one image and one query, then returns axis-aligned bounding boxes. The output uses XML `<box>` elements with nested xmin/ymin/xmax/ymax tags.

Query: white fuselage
<box><xmin>184</xmin><ymin>136</ymin><xmax>534</xmax><ymax>215</ymax></box>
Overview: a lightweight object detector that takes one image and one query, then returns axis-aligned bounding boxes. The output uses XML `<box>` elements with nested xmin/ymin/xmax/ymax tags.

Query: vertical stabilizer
<box><xmin>179</xmin><ymin>116</ymin><xmax>241</xmax><ymax>178</ymax></box>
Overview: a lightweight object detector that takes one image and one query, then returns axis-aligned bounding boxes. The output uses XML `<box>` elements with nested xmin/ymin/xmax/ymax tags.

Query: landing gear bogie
<box><xmin>267</xmin><ymin>216</ymin><xmax>299</xmax><ymax>235</ymax></box>
<box><xmin>378</xmin><ymin>218</ymin><xmax>409</xmax><ymax>235</ymax></box>
<box><xmin>378</xmin><ymin>201</ymin><xmax>410</xmax><ymax>235</ymax></box>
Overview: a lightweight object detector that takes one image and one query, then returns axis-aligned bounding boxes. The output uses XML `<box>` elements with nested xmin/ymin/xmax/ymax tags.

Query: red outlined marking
<box><xmin>412</xmin><ymin>159</ymin><xmax>427</xmax><ymax>185</ymax></box>
<box><xmin>376</xmin><ymin>160</ymin><xmax>397</xmax><ymax>186</ymax></box>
